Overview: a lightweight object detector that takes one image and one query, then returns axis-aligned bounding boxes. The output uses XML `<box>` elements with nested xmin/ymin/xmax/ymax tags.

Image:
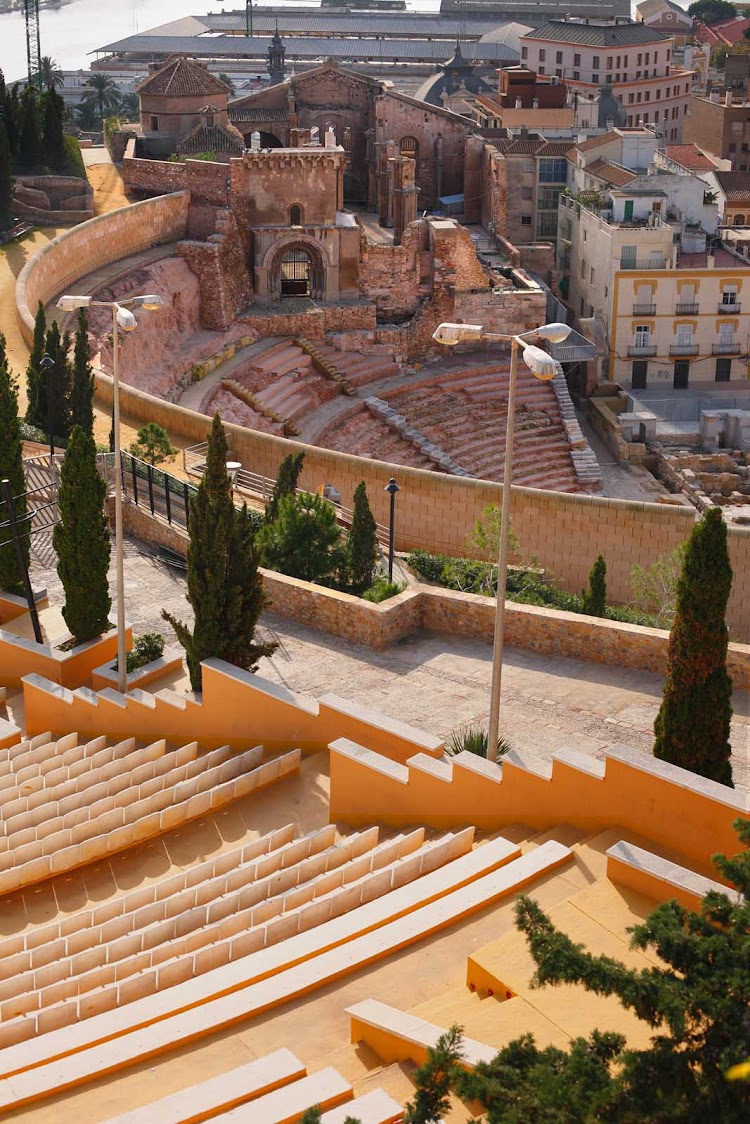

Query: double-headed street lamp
<box><xmin>384</xmin><ymin>477</ymin><xmax>400</xmax><ymax>582</ymax></box>
<box><xmin>432</xmin><ymin>319</ymin><xmax>572</xmax><ymax>762</ymax></box>
<box><xmin>56</xmin><ymin>293</ymin><xmax>163</xmax><ymax>693</ymax></box>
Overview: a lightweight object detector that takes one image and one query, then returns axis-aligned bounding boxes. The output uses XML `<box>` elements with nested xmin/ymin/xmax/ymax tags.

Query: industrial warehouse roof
<box><xmin>201</xmin><ymin>11</ymin><xmax>507</xmax><ymax>38</ymax></box>
<box><xmin>94</xmin><ymin>33</ymin><xmax>519</xmax><ymax>63</ymax></box>
<box><xmin>522</xmin><ymin>19</ymin><xmax>669</xmax><ymax>46</ymax></box>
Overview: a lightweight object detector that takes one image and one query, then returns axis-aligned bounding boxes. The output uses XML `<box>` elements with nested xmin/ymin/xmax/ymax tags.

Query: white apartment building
<box><xmin>520</xmin><ymin>19</ymin><xmax>696</xmax><ymax>141</ymax></box>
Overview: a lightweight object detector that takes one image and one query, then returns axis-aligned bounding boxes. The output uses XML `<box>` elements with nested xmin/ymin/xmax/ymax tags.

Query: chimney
<box><xmin>515</xmin><ymin>97</ymin><xmax>522</xmax><ymax>108</ymax></box>
<box><xmin>726</xmin><ymin>90</ymin><xmax>733</xmax><ymax>106</ymax></box>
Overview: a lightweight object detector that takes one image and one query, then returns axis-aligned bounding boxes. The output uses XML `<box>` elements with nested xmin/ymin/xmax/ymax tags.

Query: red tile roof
<box><xmin>664</xmin><ymin>144</ymin><xmax>716</xmax><ymax>171</ymax></box>
<box><xmin>137</xmin><ymin>57</ymin><xmax>231</xmax><ymax>98</ymax></box>
<box><xmin>585</xmin><ymin>158</ymin><xmax>637</xmax><ymax>186</ymax></box>
<box><xmin>716</xmin><ymin>171</ymin><xmax>750</xmax><ymax>204</ymax></box>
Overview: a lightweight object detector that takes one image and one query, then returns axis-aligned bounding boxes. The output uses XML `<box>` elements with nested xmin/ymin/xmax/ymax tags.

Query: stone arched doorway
<box><xmin>270</xmin><ymin>240</ymin><xmax>325</xmax><ymax>299</ymax></box>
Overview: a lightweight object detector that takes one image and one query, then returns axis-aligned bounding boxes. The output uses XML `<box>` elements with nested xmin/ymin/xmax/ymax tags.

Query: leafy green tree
<box><xmin>654</xmin><ymin>507</ymin><xmax>733</xmax><ymax>786</ymax></box>
<box><xmin>163</xmin><ymin>413</ymin><xmax>276</xmax><ymax>691</ymax></box>
<box><xmin>299</xmin><ymin>1110</ymin><xmax>361</xmax><ymax>1124</ymax></box>
<box><xmin>119</xmin><ymin>92</ymin><xmax>140</xmax><ymax>120</ymax></box>
<box><xmin>53</xmin><ymin>426</ymin><xmax>111</xmax><ymax>640</ymax></box>
<box><xmin>18</xmin><ymin>86</ymin><xmax>41</xmax><ymax>170</ymax></box>
<box><xmin>41</xmin><ymin>321</ymin><xmax>72</xmax><ymax>444</ymax></box>
<box><xmin>504</xmin><ymin>818</ymin><xmax>750</xmax><ymax>1122</ymax></box>
<box><xmin>25</xmin><ymin>301</ymin><xmax>46</xmax><ymax>429</ymax></box>
<box><xmin>581</xmin><ymin>554</ymin><xmax>606</xmax><ymax>617</ymax></box>
<box><xmin>265</xmin><ymin>450</ymin><xmax>305</xmax><ymax>524</ymax></box>
<box><xmin>688</xmin><ymin>0</ymin><xmax>736</xmax><ymax>22</ymax></box>
<box><xmin>630</xmin><ymin>542</ymin><xmax>687</xmax><ymax>628</ymax></box>
<box><xmin>0</xmin><ymin>119</ymin><xmax>12</xmax><ymax>230</ymax></box>
<box><xmin>457</xmin><ymin>1029</ymin><xmax>624</xmax><ymax>1123</ymax></box>
<box><xmin>0</xmin><ymin>333</ymin><xmax>30</xmax><ymax>595</ymax></box>
<box><xmin>346</xmin><ymin>481</ymin><xmax>378</xmax><ymax>595</ymax></box>
<box><xmin>258</xmin><ymin>491</ymin><xmax>344</xmax><ymax>585</ymax></box>
<box><xmin>129</xmin><ymin>422</ymin><xmax>175</xmax><ymax>466</ymax></box>
<box><xmin>217</xmin><ymin>72</ymin><xmax>236</xmax><ymax>95</ymax></box>
<box><xmin>70</xmin><ymin>308</ymin><xmax>94</xmax><ymax>436</ymax></box>
<box><xmin>41</xmin><ymin>88</ymin><xmax>66</xmax><ymax>171</ymax></box>
<box><xmin>403</xmin><ymin>1025</ymin><xmax>464</xmax><ymax>1124</ymax></box>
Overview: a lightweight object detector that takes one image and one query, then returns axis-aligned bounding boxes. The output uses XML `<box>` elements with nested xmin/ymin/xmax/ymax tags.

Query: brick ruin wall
<box><xmin>177</xmin><ymin>207</ymin><xmax>251</xmax><ymax>330</ymax></box>
<box><xmin>357</xmin><ymin>222</ymin><xmax>430</xmax><ymax>320</ymax></box>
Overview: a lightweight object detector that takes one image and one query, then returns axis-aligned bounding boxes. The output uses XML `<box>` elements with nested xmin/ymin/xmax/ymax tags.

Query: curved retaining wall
<box><xmin>99</xmin><ymin>369</ymin><xmax>750</xmax><ymax>643</ymax></box>
<box><xmin>15</xmin><ymin>192</ymin><xmax>190</xmax><ymax>344</ymax></box>
<box><xmin>17</xmin><ymin>197</ymin><xmax>750</xmax><ymax>641</ymax></box>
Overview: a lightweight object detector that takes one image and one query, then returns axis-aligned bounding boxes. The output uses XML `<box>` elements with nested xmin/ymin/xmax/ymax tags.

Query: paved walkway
<box><xmin>12</xmin><ymin>537</ymin><xmax>748</xmax><ymax>790</ymax></box>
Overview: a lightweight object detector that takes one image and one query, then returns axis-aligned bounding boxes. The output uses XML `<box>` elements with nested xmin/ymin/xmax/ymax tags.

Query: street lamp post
<box><xmin>56</xmin><ymin>293</ymin><xmax>163</xmax><ymax>694</ymax></box>
<box><xmin>39</xmin><ymin>353</ymin><xmax>55</xmax><ymax>474</ymax></box>
<box><xmin>432</xmin><ymin>319</ymin><xmax>572</xmax><ymax>762</ymax></box>
<box><xmin>384</xmin><ymin>477</ymin><xmax>400</xmax><ymax>582</ymax></box>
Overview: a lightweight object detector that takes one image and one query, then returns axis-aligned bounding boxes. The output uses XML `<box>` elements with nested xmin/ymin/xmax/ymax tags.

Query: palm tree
<box><xmin>82</xmin><ymin>73</ymin><xmax>121</xmax><ymax>124</ymax></box>
<box><xmin>73</xmin><ymin>100</ymin><xmax>100</xmax><ymax>131</ymax></box>
<box><xmin>119</xmin><ymin>92</ymin><xmax>139</xmax><ymax>121</ymax></box>
<box><xmin>37</xmin><ymin>56</ymin><xmax>64</xmax><ymax>90</ymax></box>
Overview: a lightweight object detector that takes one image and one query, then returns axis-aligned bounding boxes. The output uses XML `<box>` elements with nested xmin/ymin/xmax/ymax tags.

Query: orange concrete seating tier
<box><xmin>0</xmin><ymin>824</ymin><xmax>474</xmax><ymax>1046</ymax></box>
<box><xmin>327</xmin><ymin>738</ymin><xmax>750</xmax><ymax>880</ymax></box>
<box><xmin>347</xmin><ymin>998</ymin><xmax>497</xmax><ymax>1069</ymax></box>
<box><xmin>0</xmin><ymin>730</ymin><xmax>302</xmax><ymax>896</ymax></box>
<box><xmin>0</xmin><ymin>838</ymin><xmax>573</xmax><ymax>1112</ymax></box>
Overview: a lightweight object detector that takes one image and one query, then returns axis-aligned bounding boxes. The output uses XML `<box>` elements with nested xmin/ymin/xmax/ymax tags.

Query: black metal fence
<box><xmin>119</xmin><ymin>454</ymin><xmax>198</xmax><ymax>531</ymax></box>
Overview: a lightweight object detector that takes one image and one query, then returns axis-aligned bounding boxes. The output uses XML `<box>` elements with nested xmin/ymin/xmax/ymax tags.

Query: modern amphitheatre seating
<box><xmin>0</xmin><ymin>679</ymin><xmax>743</xmax><ymax>1121</ymax></box>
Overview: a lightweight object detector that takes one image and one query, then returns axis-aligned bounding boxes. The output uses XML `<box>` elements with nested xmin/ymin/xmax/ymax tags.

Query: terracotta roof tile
<box><xmin>664</xmin><ymin>144</ymin><xmax>716</xmax><ymax>171</ymax></box>
<box><xmin>137</xmin><ymin>57</ymin><xmax>231</xmax><ymax>98</ymax></box>
<box><xmin>576</xmin><ymin>131</ymin><xmax>619</xmax><ymax>152</ymax></box>
<box><xmin>715</xmin><ymin>171</ymin><xmax>750</xmax><ymax>204</ymax></box>
<box><xmin>585</xmin><ymin>158</ymin><xmax>637</xmax><ymax>186</ymax></box>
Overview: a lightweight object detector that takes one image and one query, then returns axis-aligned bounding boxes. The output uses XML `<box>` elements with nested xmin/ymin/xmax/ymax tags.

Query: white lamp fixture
<box><xmin>56</xmin><ymin>291</ymin><xmax>163</xmax><ymax>695</ymax></box>
<box><xmin>432</xmin><ymin>317</ymin><xmax>572</xmax><ymax>761</ymax></box>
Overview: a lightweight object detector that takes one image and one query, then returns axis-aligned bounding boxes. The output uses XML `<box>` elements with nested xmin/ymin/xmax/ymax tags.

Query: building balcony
<box><xmin>621</xmin><ymin>258</ymin><xmax>667</xmax><ymax>270</ymax></box>
<box><xmin>632</xmin><ymin>303</ymin><xmax>656</xmax><ymax>315</ymax></box>
<box><xmin>669</xmin><ymin>344</ymin><xmax>699</xmax><ymax>356</ymax></box>
<box><xmin>675</xmin><ymin>302</ymin><xmax>699</xmax><ymax>315</ymax></box>
<box><xmin>712</xmin><ymin>341</ymin><xmax>741</xmax><ymax>354</ymax></box>
<box><xmin>628</xmin><ymin>343</ymin><xmax>657</xmax><ymax>356</ymax></box>
<box><xmin>718</xmin><ymin>303</ymin><xmax>741</xmax><ymax>314</ymax></box>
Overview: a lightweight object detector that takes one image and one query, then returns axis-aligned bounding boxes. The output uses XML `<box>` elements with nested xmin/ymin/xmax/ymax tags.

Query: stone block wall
<box><xmin>358</xmin><ymin>221</ymin><xmax>429</xmax><ymax>320</ymax></box>
<box><xmin>16</xmin><ymin>192</ymin><xmax>191</xmax><ymax>345</ymax></box>
<box><xmin>177</xmin><ymin>207</ymin><xmax>251</xmax><ymax>330</ymax></box>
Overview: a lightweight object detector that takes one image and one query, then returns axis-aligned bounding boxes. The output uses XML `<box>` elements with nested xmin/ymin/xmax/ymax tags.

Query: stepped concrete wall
<box><xmin>329</xmin><ymin>742</ymin><xmax>750</xmax><ymax>879</ymax></box>
<box><xmin>16</xmin><ymin>192</ymin><xmax>190</xmax><ymax>344</ymax></box>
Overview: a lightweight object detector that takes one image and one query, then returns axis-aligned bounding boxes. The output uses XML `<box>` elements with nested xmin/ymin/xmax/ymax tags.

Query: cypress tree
<box><xmin>4</xmin><ymin>84</ymin><xmax>20</xmax><ymax>160</ymax></box>
<box><xmin>581</xmin><ymin>554</ymin><xmax>606</xmax><ymax>617</ymax></box>
<box><xmin>18</xmin><ymin>86</ymin><xmax>40</xmax><ymax>171</ymax></box>
<box><xmin>346</xmin><ymin>480</ymin><xmax>378</xmax><ymax>595</ymax></box>
<box><xmin>25</xmin><ymin>301</ymin><xmax>46</xmax><ymax>428</ymax></box>
<box><xmin>0</xmin><ymin>119</ymin><xmax>12</xmax><ymax>230</ymax></box>
<box><xmin>163</xmin><ymin>414</ymin><xmax>276</xmax><ymax>691</ymax></box>
<box><xmin>654</xmin><ymin>507</ymin><xmax>733</xmax><ymax>786</ymax></box>
<box><xmin>70</xmin><ymin>308</ymin><xmax>94</xmax><ymax>437</ymax></box>
<box><xmin>52</xmin><ymin>426</ymin><xmax>111</xmax><ymax>641</ymax></box>
<box><xmin>41</xmin><ymin>88</ymin><xmax>66</xmax><ymax>172</ymax></box>
<box><xmin>0</xmin><ymin>333</ymin><xmax>29</xmax><ymax>595</ymax></box>
<box><xmin>265</xmin><ymin>450</ymin><xmax>305</xmax><ymax>524</ymax></box>
<box><xmin>43</xmin><ymin>321</ymin><xmax>72</xmax><ymax>444</ymax></box>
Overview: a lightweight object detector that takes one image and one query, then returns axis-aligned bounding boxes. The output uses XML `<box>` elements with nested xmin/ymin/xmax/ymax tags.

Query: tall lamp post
<box><xmin>56</xmin><ymin>293</ymin><xmax>163</xmax><ymax>694</ymax></box>
<box><xmin>432</xmin><ymin>319</ymin><xmax>572</xmax><ymax>762</ymax></box>
<box><xmin>39</xmin><ymin>353</ymin><xmax>55</xmax><ymax>474</ymax></box>
<box><xmin>384</xmin><ymin>477</ymin><xmax>400</xmax><ymax>582</ymax></box>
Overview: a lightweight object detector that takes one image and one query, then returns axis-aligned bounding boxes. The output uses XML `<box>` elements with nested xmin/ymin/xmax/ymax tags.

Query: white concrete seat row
<box><xmin>0</xmin><ymin>829</ymin><xmax>467</xmax><ymax>1041</ymax></box>
<box><xmin>0</xmin><ymin>743</ymin><xmax>261</xmax><ymax>849</ymax></box>
<box><xmin>318</xmin><ymin>1090</ymin><xmax>404</xmax><ymax>1124</ymax></box>
<box><xmin>346</xmin><ymin>997</ymin><xmax>496</xmax><ymax>1068</ymax></box>
<box><xmin>0</xmin><ymin>748</ymin><xmax>302</xmax><ymax>897</ymax></box>
<box><xmin>0</xmin><ymin>838</ymin><xmax>569</xmax><ymax>1112</ymax></box>
<box><xmin>212</xmin><ymin>1067</ymin><xmax>353</xmax><ymax>1123</ymax></box>
<box><xmin>0</xmin><ymin>738</ymin><xmax>172</xmax><ymax>815</ymax></box>
<box><xmin>0</xmin><ymin>733</ymin><xmax>141</xmax><ymax>787</ymax></box>
<box><xmin>102</xmin><ymin>1047</ymin><xmax>307</xmax><ymax>1123</ymax></box>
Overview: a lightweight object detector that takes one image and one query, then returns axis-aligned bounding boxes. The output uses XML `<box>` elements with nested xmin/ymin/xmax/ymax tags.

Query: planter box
<box><xmin>0</xmin><ymin>622</ymin><xmax>132</xmax><ymax>689</ymax></box>
<box><xmin>91</xmin><ymin>645</ymin><xmax>183</xmax><ymax>691</ymax></box>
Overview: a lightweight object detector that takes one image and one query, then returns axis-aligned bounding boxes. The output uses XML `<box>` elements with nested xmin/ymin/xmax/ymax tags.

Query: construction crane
<box><xmin>24</xmin><ymin>0</ymin><xmax>42</xmax><ymax>89</ymax></box>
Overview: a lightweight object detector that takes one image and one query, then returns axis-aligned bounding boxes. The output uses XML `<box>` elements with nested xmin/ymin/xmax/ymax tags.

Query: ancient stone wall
<box><xmin>177</xmin><ymin>207</ymin><xmax>251</xmax><ymax>330</ymax></box>
<box><xmin>480</xmin><ymin>143</ymin><xmax>507</xmax><ymax>239</ymax></box>
<box><xmin>15</xmin><ymin>192</ymin><xmax>190</xmax><ymax>345</ymax></box>
<box><xmin>358</xmin><ymin>221</ymin><xmax>429</xmax><ymax>320</ymax></box>
<box><xmin>237</xmin><ymin>303</ymin><xmax>377</xmax><ymax>340</ymax></box>
<box><xmin>374</xmin><ymin>94</ymin><xmax>467</xmax><ymax>209</ymax></box>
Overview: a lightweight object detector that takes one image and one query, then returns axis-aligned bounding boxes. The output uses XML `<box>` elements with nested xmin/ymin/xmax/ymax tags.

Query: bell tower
<box><xmin>267</xmin><ymin>23</ymin><xmax>286</xmax><ymax>87</ymax></box>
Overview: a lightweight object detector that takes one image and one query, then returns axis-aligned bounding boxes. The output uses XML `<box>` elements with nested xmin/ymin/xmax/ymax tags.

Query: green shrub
<box><xmin>363</xmin><ymin>578</ymin><xmax>406</xmax><ymax>603</ymax></box>
<box><xmin>62</xmin><ymin>133</ymin><xmax>86</xmax><ymax>178</ymax></box>
<box><xmin>123</xmin><ymin>632</ymin><xmax>165</xmax><ymax>673</ymax></box>
<box><xmin>19</xmin><ymin>420</ymin><xmax>47</xmax><ymax>444</ymax></box>
<box><xmin>445</xmin><ymin>724</ymin><xmax>513</xmax><ymax>759</ymax></box>
<box><xmin>581</xmin><ymin>554</ymin><xmax>607</xmax><ymax>617</ymax></box>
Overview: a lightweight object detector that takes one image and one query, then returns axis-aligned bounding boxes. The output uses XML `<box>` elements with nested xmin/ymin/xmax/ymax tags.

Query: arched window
<box><xmin>289</xmin><ymin>204</ymin><xmax>303</xmax><ymax>226</ymax></box>
<box><xmin>400</xmin><ymin>135</ymin><xmax>419</xmax><ymax>159</ymax></box>
<box><xmin>734</xmin><ymin>213</ymin><xmax>746</xmax><ymax>225</ymax></box>
<box><xmin>280</xmin><ymin>246</ymin><xmax>312</xmax><ymax>297</ymax></box>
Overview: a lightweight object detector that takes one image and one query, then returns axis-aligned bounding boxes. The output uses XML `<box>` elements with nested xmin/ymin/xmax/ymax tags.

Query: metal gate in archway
<box><xmin>279</xmin><ymin>246</ymin><xmax>312</xmax><ymax>297</ymax></box>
